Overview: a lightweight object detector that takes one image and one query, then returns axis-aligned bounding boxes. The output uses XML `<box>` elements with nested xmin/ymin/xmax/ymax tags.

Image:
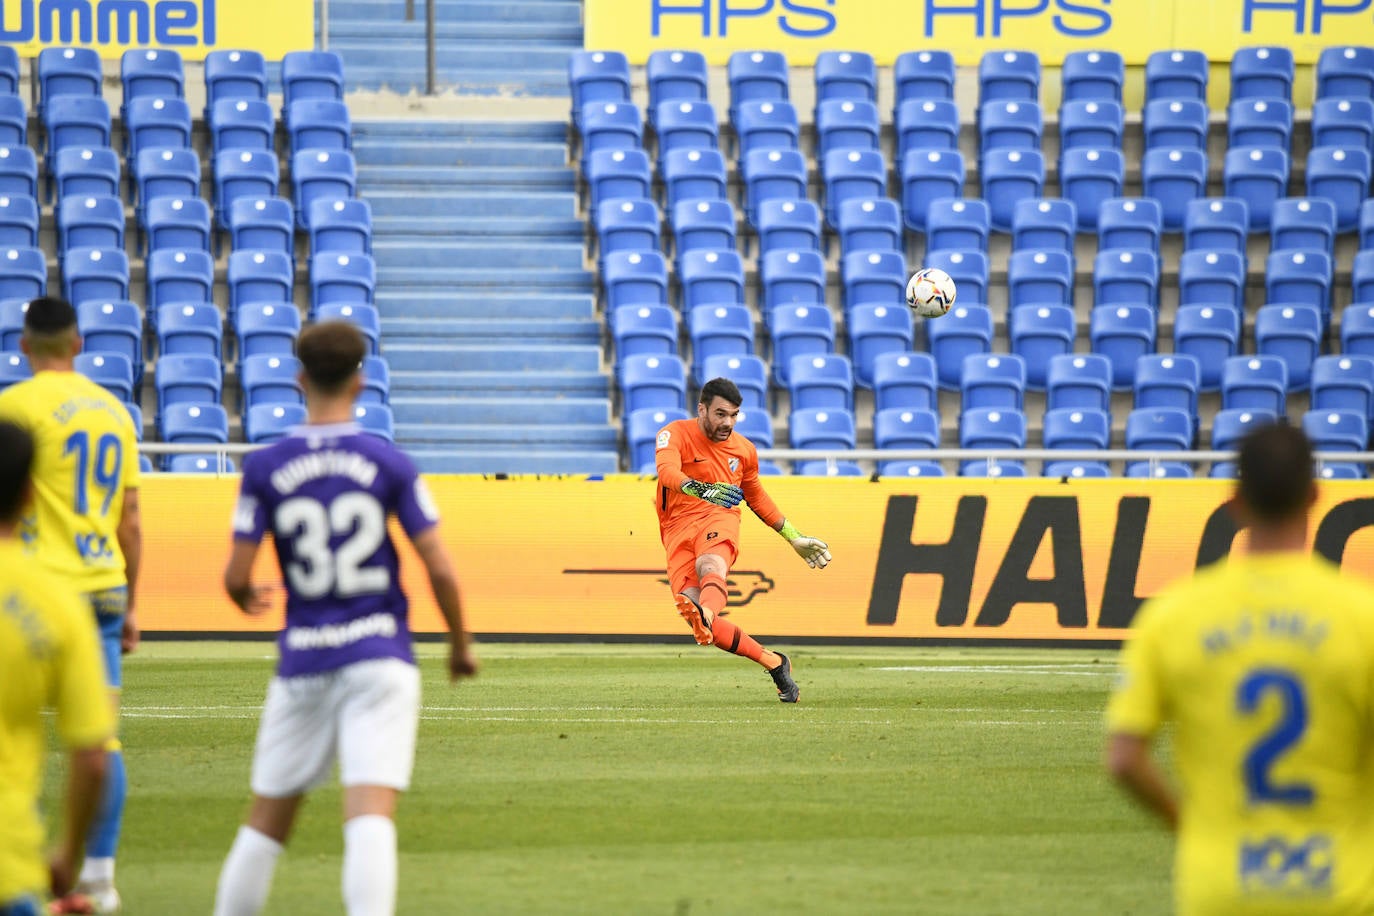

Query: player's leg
<box><xmin>213</xmin><ymin>795</ymin><xmax>303</xmax><ymax>916</ymax></box>
<box><xmin>665</xmin><ymin>529</ymin><xmax>712</xmax><ymax>645</ymax></box>
<box><xmin>336</xmin><ymin>659</ymin><xmax>421</xmax><ymax>916</ymax></box>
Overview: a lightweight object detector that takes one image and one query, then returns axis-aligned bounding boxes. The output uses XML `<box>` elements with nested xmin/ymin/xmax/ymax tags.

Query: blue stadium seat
<box><xmin>926</xmin><ymin>249</ymin><xmax>990</xmax><ymax>307</ymax></box>
<box><xmin>1094</xmin><ymin>249</ymin><xmax>1159</xmax><ymax>308</ymax></box>
<box><xmin>124</xmin><ymin>97</ymin><xmax>192</xmax><ymax>162</ymax></box>
<box><xmin>701</xmin><ymin>354</ymin><xmax>769</xmax><ymax>409</ymax></box>
<box><xmin>232</xmin><ymin>197</ymin><xmax>296</xmax><ymax>258</ymax></box>
<box><xmin>1090</xmin><ymin>305</ymin><xmax>1157</xmax><ymax>389</ymax></box>
<box><xmin>836</xmin><ymin>197</ymin><xmax>902</xmax><ymax>254</ymax></box>
<box><xmin>894</xmin><ymin>50</ymin><xmax>956</xmax><ymax>104</ymax></box>
<box><xmin>1126</xmin><ymin>407</ymin><xmax>1193</xmax><ymax>452</ymax></box>
<box><xmin>568</xmin><ymin>50</ymin><xmax>631</xmax><ymax>128</ymax></box>
<box><xmin>1224</xmin><ymin>147</ymin><xmax>1290</xmax><ymax>232</ymax></box>
<box><xmin>1143</xmin><ymin>99</ymin><xmax>1208</xmax><ymax>151</ymax></box>
<box><xmin>842</xmin><ymin>250</ymin><xmax>907</xmax><ymax>310</ymax></box>
<box><xmin>1061</xmin><ymin>50</ymin><xmax>1124</xmax><ymax>103</ymax></box>
<box><xmin>0</xmin><ymin>247</ymin><xmax>45</xmax><ymax>301</ymax></box>
<box><xmin>928</xmin><ymin>305</ymin><xmax>993</xmax><ymax>389</ymax></box>
<box><xmin>1060</xmin><ymin>149</ymin><xmax>1124</xmax><ymax>232</ymax></box>
<box><xmin>647</xmin><ymin>50</ymin><xmax>708</xmax><ymax>122</ymax></box>
<box><xmin>981</xmin><ymin>149</ymin><xmax>1045</xmax><ymax>231</ymax></box>
<box><xmin>586</xmin><ymin>149</ymin><xmax>651</xmax><ymax>215</ymax></box>
<box><xmin>77</xmin><ymin>302</ymin><xmax>142</xmax><ymax>378</ymax></box>
<box><xmin>1227</xmin><ymin>99</ymin><xmax>1293</xmax><ymax>151</ymax></box>
<box><xmin>978</xmin><ymin>100</ymin><xmax>1042</xmax><ymax>153</ymax></box>
<box><xmin>285</xmin><ymin>99</ymin><xmax>352</xmax><ymax>154</ymax></box>
<box><xmin>880</xmin><ymin>459</ymin><xmax>946</xmax><ymax>478</ymax></box>
<box><xmin>1222</xmin><ymin>355</ymin><xmax>1288</xmax><ymax>413</ymax></box>
<box><xmin>1312</xmin><ymin>98</ymin><xmax>1374</xmax><ymax>154</ymax></box>
<box><xmin>672</xmin><ymin>199</ymin><xmax>737</xmax><ymax>260</ymax></box>
<box><xmin>1307</xmin><ymin>146</ymin><xmax>1371</xmax><ymax>232</ymax></box>
<box><xmin>761</xmin><ymin>249</ymin><xmax>825</xmax><ymax>311</ymax></box>
<box><xmin>1304</xmin><ymin>409</ymin><xmax>1370</xmax><ymax>458</ymax></box>
<box><xmin>654</xmin><ymin>100</ymin><xmax>718</xmax><ymax>166</ymax></box>
<box><xmin>790</xmin><ymin>412</ymin><xmax>859</xmax><ymax>472</ymax></box>
<box><xmin>1184</xmin><ymin>198</ymin><xmax>1249</xmax><ymax>255</ymax></box>
<box><xmin>37</xmin><ymin>47</ymin><xmax>101</xmax><ymax>116</ymax></box>
<box><xmin>1043</xmin><ymin>407</ymin><xmax>1110</xmax><ymax>451</ymax></box>
<box><xmin>788</xmin><ymin>353</ymin><xmax>854</xmax><ymax>411</ymax></box>
<box><xmin>1011</xmin><ymin>198</ymin><xmax>1076</xmax><ymax>253</ymax></box>
<box><xmin>925</xmin><ymin>198</ymin><xmax>990</xmax><ymax>254</ymax></box>
<box><xmin>309</xmin><ymin>252</ymin><xmax>375</xmax><ymax>309</ymax></box>
<box><xmin>1135</xmin><ymin>354</ymin><xmax>1200</xmax><ymax>420</ymax></box>
<box><xmin>1318</xmin><ymin>463</ymin><xmax>1368</xmax><ymax>480</ymax></box>
<box><xmin>727</xmin><ymin>51</ymin><xmax>789</xmax><ymax>122</ymax></box>
<box><xmin>281</xmin><ymin>50</ymin><xmax>345</xmax><ymax>112</ymax></box>
<box><xmin>63</xmin><ymin>246</ymin><xmax>129</xmax><ymax>306</ymax></box>
<box><xmin>1265</xmin><ymin>249</ymin><xmax>1333</xmax><ymax>319</ymax></box>
<box><xmin>0</xmin><ymin>299</ymin><xmax>25</xmax><ymax>350</ymax></box>
<box><xmin>815</xmin><ymin>50</ymin><xmax>877</xmax><ymax>107</ymax></box>
<box><xmin>595</xmin><ymin>198</ymin><xmax>661</xmax><ymax>264</ymax></box>
<box><xmin>137</xmin><ymin>147</ymin><xmax>200</xmax><ymax>223</ymax></box>
<box><xmin>848</xmin><ymin>304</ymin><xmax>914</xmax><ymax>388</ymax></box>
<box><xmin>1312</xmin><ymin>355</ymin><xmax>1374</xmax><ymax>420</ymax></box>
<box><xmin>895</xmin><ymin>99</ymin><xmax>959</xmax><ymax>157</ymax></box>
<box><xmin>979</xmin><ymin>50</ymin><xmax>1039</xmax><ymax>102</ymax></box>
<box><xmin>740</xmin><ymin>148</ymin><xmax>807</xmax><ymax>224</ymax></box>
<box><xmin>1231</xmin><ymin>46</ymin><xmax>1294</xmax><ymax>101</ymax></box>
<box><xmin>611</xmin><ymin>304</ymin><xmax>677</xmax><ymax>367</ymax></box>
<box><xmin>816</xmin><ymin>99</ymin><xmax>880</xmax><ymax>158</ymax></box>
<box><xmin>662</xmin><ymin>148</ymin><xmax>727</xmax><ymax>209</ymax></box>
<box><xmin>755</xmin><ymin>198</ymin><xmax>820</xmax><ymax>256</ymax></box>
<box><xmin>1044</xmin><ymin>460</ymin><xmax>1111</xmax><ymax>479</ymax></box>
<box><xmin>1271</xmin><ymin>197</ymin><xmax>1337</xmax><ymax>255</ymax></box>
<box><xmin>1145</xmin><ymin>49</ymin><xmax>1208</xmax><ymax>101</ymax></box>
<box><xmin>959</xmin><ymin>407</ymin><xmax>1027</xmax><ymax>476</ymax></box>
<box><xmin>236</xmin><ymin>302</ymin><xmax>300</xmax><ymax>358</ymax></box>
<box><xmin>962</xmin><ymin>461</ymin><xmax>1029</xmax><ymax>478</ymax></box>
<box><xmin>0</xmin><ymin>97</ymin><xmax>26</xmax><ymax>147</ymax></box>
<box><xmin>822</xmin><ymin>149</ymin><xmax>886</xmax><ymax>227</ymax></box>
<box><xmin>165</xmin><ymin>454</ymin><xmax>237</xmax><ymax>474</ymax></box>
<box><xmin>1343</xmin><ymin>303</ymin><xmax>1374</xmax><ymax>357</ymax></box>
<box><xmin>1009</xmin><ymin>305</ymin><xmax>1075</xmax><ymax>388</ymax></box>
<box><xmin>1177</xmin><ymin>250</ymin><xmax>1246</xmax><ymax>311</ymax></box>
<box><xmin>160</xmin><ymin>403</ymin><xmax>228</xmax><ymax>450</ymax></box>
<box><xmin>204</xmin><ymin>50</ymin><xmax>268</xmax><ymax>122</ymax></box>
<box><xmin>0</xmin><ymin>352</ymin><xmax>30</xmax><ymax>389</ymax></box>
<box><xmin>1046</xmin><ymin>354</ymin><xmax>1111</xmax><ymax>413</ymax></box>
<box><xmin>239</xmin><ymin>355</ymin><xmax>304</xmax><ymax>409</ymax></box>
<box><xmin>291</xmin><ymin>150</ymin><xmax>356</xmax><ymax>230</ymax></box>
<box><xmin>734</xmin><ymin>100</ymin><xmax>799</xmax><ymax>158</ymax></box>
<box><xmin>1129</xmin><ymin>462</ymin><xmax>1195</xmax><ymax>479</ymax></box>
<box><xmin>52</xmin><ymin>147</ymin><xmax>115</xmax><ymax>201</ymax></box>
<box><xmin>1174</xmin><ymin>305</ymin><xmax>1240</xmax><ymax>390</ymax></box>
<box><xmin>1007</xmin><ymin>249</ymin><xmax>1073</xmax><ymax>310</ymax></box>
<box><xmin>621</xmin><ymin>353</ymin><xmax>687</xmax><ymax>413</ymax></box>
<box><xmin>0</xmin><ymin>146</ymin><xmax>38</xmax><ymax>200</ymax></box>
<box><xmin>1142</xmin><ymin>148</ymin><xmax>1207</xmax><ymax>231</ymax></box>
<box><xmin>213</xmin><ymin>149</ymin><xmax>277</xmax><ymax>227</ymax></box>
<box><xmin>1255</xmin><ymin>303</ymin><xmax>1322</xmax><ymax>390</ymax></box>
<box><xmin>143</xmin><ymin>197</ymin><xmax>211</xmax><ymax>255</ymax></box>
<box><xmin>1058</xmin><ymin>99</ymin><xmax>1124</xmax><ymax>153</ymax></box>
<box><xmin>154</xmin><ymin>353</ymin><xmax>220</xmax><ymax>415</ymax></box>
<box><xmin>245</xmin><ymin>403</ymin><xmax>307</xmax><ymax>444</ymax></box>
<box><xmin>210</xmin><ymin>99</ymin><xmax>274</xmax><ymax>153</ymax></box>
<box><xmin>626</xmin><ymin>406</ymin><xmax>691</xmax><ymax>472</ymax></box>
<box><xmin>735</xmin><ymin>407</ymin><xmax>774</xmax><ymax>450</ymax></box>
<box><xmin>873</xmin><ymin>351</ymin><xmax>938</xmax><ymax>412</ymax></box>
<box><xmin>305</xmin><ymin>196</ymin><xmax>368</xmax><ymax>255</ymax></box>
<box><xmin>1353</xmin><ymin>250</ymin><xmax>1374</xmax><ymax>303</ymax></box>
<box><xmin>0</xmin><ymin>194</ymin><xmax>38</xmax><ymax>248</ymax></box>
<box><xmin>579</xmin><ymin>100</ymin><xmax>643</xmax><ymax>166</ymax></box>
<box><xmin>0</xmin><ymin>47</ymin><xmax>18</xmax><ymax>95</ymax></box>
<box><xmin>900</xmin><ymin>148</ymin><xmax>964</xmax><ymax>231</ymax></box>
<box><xmin>146</xmin><ymin>249</ymin><xmax>213</xmax><ymax>314</ymax></box>
<box><xmin>961</xmin><ymin>352</ymin><xmax>1026</xmax><ymax>410</ymax></box>
<box><xmin>1098</xmin><ymin>197</ymin><xmax>1162</xmax><ymax>256</ymax></box>
<box><xmin>603</xmin><ymin>250</ymin><xmax>669</xmax><ymax>309</ymax></box>
<box><xmin>315</xmin><ymin>303</ymin><xmax>381</xmax><ymax>355</ymax></box>
<box><xmin>1317</xmin><ymin>46</ymin><xmax>1374</xmax><ymax>100</ymax></box>
<box><xmin>230</xmin><ymin>250</ymin><xmax>294</xmax><ymax>312</ymax></box>
<box><xmin>770</xmin><ymin>304</ymin><xmax>835</xmax><ymax>385</ymax></box>
<box><xmin>688</xmin><ymin>304</ymin><xmax>753</xmax><ymax>379</ymax></box>
<box><xmin>679</xmin><ymin>249</ymin><xmax>745</xmax><ymax>311</ymax></box>
<box><xmin>44</xmin><ymin>97</ymin><xmax>111</xmax><ymax>156</ymax></box>
<box><xmin>75</xmin><ymin>352</ymin><xmax>134</xmax><ymax>403</ymax></box>
<box><xmin>874</xmin><ymin>407</ymin><xmax>939</xmax><ymax>451</ymax></box>
<box><xmin>1212</xmin><ymin>407</ymin><xmax>1279</xmax><ymax>453</ymax></box>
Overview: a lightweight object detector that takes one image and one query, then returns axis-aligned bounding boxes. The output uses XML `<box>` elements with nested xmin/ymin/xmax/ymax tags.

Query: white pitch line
<box><xmin>876</xmin><ymin>665</ymin><xmax>1115</xmax><ymax>676</ymax></box>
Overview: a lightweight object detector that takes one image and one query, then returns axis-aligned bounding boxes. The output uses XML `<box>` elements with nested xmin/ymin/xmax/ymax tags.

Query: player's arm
<box><xmin>115</xmin><ymin>486</ymin><xmax>141</xmax><ymax>653</ymax></box>
<box><xmin>1104</xmin><ymin>733</ymin><xmax>1178</xmax><ymax>831</ymax></box>
<box><xmin>410</xmin><ymin>526</ymin><xmax>478</xmax><ymax>682</ymax></box>
<box><xmin>223</xmin><ymin>539</ymin><xmax>271</xmax><ymax>614</ymax></box>
<box><xmin>740</xmin><ymin>458</ymin><xmax>831</xmax><ymax>569</ymax></box>
<box><xmin>655</xmin><ymin>429</ymin><xmax>743</xmax><ymax>507</ymax></box>
<box><xmin>52</xmin><ymin>745</ymin><xmax>108</xmax><ymax>898</ymax></box>
<box><xmin>1104</xmin><ymin>603</ymin><xmax>1175</xmax><ymax>829</ymax></box>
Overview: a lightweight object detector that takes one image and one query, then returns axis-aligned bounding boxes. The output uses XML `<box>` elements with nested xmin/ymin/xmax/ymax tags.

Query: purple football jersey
<box><xmin>232</xmin><ymin>422</ymin><xmax>440</xmax><ymax>677</ymax></box>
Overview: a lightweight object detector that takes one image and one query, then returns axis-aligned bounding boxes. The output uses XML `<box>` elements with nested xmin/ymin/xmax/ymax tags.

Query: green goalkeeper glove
<box><xmin>779</xmin><ymin>520</ymin><xmax>831</xmax><ymax>569</ymax></box>
<box><xmin>681</xmin><ymin>479</ymin><xmax>745</xmax><ymax>508</ymax></box>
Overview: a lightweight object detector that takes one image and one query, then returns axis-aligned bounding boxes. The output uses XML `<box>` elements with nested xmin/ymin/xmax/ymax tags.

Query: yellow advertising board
<box><xmin>138</xmin><ymin>476</ymin><xmax>1374</xmax><ymax>644</ymax></box>
<box><xmin>0</xmin><ymin>0</ymin><xmax>314</xmax><ymax>61</ymax></box>
<box><xmin>585</xmin><ymin>0</ymin><xmax>1374</xmax><ymax>65</ymax></box>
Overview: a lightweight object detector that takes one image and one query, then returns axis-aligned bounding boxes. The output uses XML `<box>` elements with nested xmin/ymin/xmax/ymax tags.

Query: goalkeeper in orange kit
<box><xmin>654</xmin><ymin>377</ymin><xmax>831</xmax><ymax>703</ymax></box>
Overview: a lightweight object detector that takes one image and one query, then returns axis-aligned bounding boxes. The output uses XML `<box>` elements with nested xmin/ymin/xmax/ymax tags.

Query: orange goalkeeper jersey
<box><xmin>654</xmin><ymin>418</ymin><xmax>783</xmax><ymax>534</ymax></box>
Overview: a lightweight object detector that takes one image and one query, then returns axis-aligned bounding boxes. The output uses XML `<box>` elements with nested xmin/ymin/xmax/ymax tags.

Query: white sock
<box><xmin>214</xmin><ymin>826</ymin><xmax>283</xmax><ymax>916</ymax></box>
<box><xmin>78</xmin><ymin>856</ymin><xmax>114</xmax><ymax>887</ymax></box>
<box><xmin>342</xmin><ymin>815</ymin><xmax>397</xmax><ymax>916</ymax></box>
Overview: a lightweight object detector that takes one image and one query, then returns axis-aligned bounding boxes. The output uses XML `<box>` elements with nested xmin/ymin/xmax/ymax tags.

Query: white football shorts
<box><xmin>250</xmin><ymin>657</ymin><xmax>421</xmax><ymax>798</ymax></box>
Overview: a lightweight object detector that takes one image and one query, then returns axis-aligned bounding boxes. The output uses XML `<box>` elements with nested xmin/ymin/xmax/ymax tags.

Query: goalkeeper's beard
<box><xmin>703</xmin><ymin>421</ymin><xmax>733</xmax><ymax>441</ymax></box>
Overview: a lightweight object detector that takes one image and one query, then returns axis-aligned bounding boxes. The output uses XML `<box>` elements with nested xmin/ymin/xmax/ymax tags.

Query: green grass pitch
<box><xmin>76</xmin><ymin>643</ymin><xmax>1173</xmax><ymax>914</ymax></box>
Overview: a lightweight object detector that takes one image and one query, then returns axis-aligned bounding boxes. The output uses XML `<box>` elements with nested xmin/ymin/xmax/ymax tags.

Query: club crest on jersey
<box><xmin>729</xmin><ymin>457</ymin><xmax>740</xmax><ymax>472</ymax></box>
<box><xmin>657</xmin><ymin>430</ymin><xmax>670</xmax><ymax>448</ymax></box>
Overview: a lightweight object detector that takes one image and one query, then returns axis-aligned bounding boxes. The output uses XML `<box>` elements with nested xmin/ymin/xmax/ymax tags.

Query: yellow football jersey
<box><xmin>0</xmin><ymin>539</ymin><xmax>113</xmax><ymax>901</ymax></box>
<box><xmin>1108</xmin><ymin>553</ymin><xmax>1374</xmax><ymax>916</ymax></box>
<box><xmin>0</xmin><ymin>371</ymin><xmax>140</xmax><ymax>592</ymax></box>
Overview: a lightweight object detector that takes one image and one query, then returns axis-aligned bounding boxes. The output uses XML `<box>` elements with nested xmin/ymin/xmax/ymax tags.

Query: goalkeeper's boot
<box><xmin>768</xmin><ymin>653</ymin><xmax>800</xmax><ymax>703</ymax></box>
<box><xmin>675</xmin><ymin>592</ymin><xmax>714</xmax><ymax>646</ymax></box>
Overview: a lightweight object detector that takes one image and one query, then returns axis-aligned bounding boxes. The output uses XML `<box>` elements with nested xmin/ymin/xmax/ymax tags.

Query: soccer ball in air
<box><xmin>905</xmin><ymin>268</ymin><xmax>957</xmax><ymax>318</ymax></box>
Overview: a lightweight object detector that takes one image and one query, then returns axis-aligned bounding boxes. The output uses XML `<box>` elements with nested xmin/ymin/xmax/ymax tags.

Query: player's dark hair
<box><xmin>21</xmin><ymin>296</ymin><xmax>80</xmax><ymax>358</ymax></box>
<box><xmin>0</xmin><ymin>420</ymin><xmax>34</xmax><ymax>523</ymax></box>
<box><xmin>699</xmin><ymin>377</ymin><xmax>743</xmax><ymax>408</ymax></box>
<box><xmin>296</xmin><ymin>320</ymin><xmax>365</xmax><ymax>394</ymax></box>
<box><xmin>1237</xmin><ymin>422</ymin><xmax>1315</xmax><ymax>523</ymax></box>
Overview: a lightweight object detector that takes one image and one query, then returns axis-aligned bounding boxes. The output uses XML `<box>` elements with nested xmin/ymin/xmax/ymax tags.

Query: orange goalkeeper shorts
<box><xmin>662</xmin><ymin>516</ymin><xmax>740</xmax><ymax>594</ymax></box>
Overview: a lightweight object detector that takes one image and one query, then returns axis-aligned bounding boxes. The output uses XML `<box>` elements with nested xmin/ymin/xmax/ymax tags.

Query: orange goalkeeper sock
<box><xmin>708</xmin><ymin>616</ymin><xmax>781</xmax><ymax>670</ymax></box>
